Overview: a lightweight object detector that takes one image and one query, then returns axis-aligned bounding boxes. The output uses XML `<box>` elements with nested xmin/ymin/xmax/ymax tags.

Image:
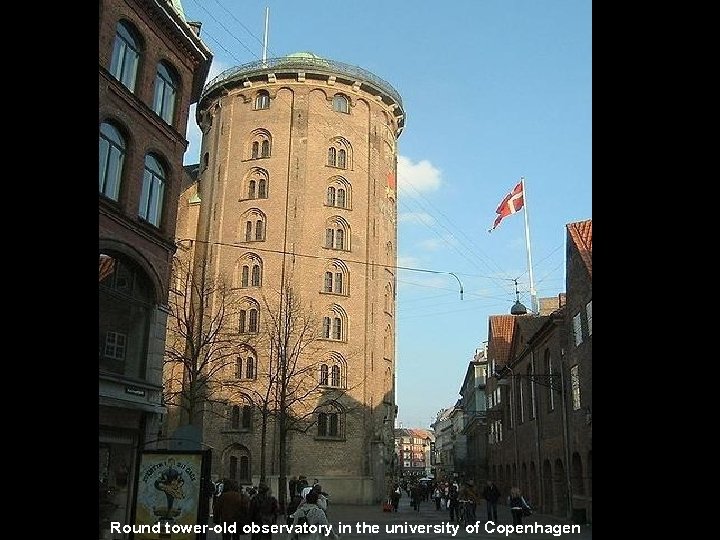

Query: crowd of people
<box><xmin>211</xmin><ymin>475</ymin><xmax>335</xmax><ymax>540</ymax></box>
<box><xmin>388</xmin><ymin>478</ymin><xmax>531</xmax><ymax>525</ymax></box>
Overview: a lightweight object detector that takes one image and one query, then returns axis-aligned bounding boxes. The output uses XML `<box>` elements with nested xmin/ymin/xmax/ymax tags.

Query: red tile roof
<box><xmin>488</xmin><ymin>314</ymin><xmax>516</xmax><ymax>367</ymax></box>
<box><xmin>567</xmin><ymin>219</ymin><xmax>592</xmax><ymax>278</ymax></box>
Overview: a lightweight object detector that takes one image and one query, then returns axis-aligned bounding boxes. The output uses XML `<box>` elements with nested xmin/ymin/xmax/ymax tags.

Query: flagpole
<box><xmin>521</xmin><ymin>177</ymin><xmax>538</xmax><ymax>314</ymax></box>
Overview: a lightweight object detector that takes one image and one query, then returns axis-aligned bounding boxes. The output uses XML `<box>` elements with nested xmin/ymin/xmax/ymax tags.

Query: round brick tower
<box><xmin>177</xmin><ymin>52</ymin><xmax>405</xmax><ymax>503</ymax></box>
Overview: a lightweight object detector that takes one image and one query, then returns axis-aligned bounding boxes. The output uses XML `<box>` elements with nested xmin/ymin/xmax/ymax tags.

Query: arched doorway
<box><xmin>554</xmin><ymin>458</ymin><xmax>568</xmax><ymax>518</ymax></box>
<box><xmin>529</xmin><ymin>462</ymin><xmax>538</xmax><ymax>507</ymax></box>
<box><xmin>542</xmin><ymin>459</ymin><xmax>553</xmax><ymax>514</ymax></box>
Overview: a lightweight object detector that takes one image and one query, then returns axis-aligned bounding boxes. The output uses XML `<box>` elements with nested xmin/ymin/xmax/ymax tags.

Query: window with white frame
<box><xmin>573</xmin><ymin>313</ymin><xmax>583</xmax><ymax>346</ymax></box>
<box><xmin>152</xmin><ymin>62</ymin><xmax>178</xmax><ymax>125</ymax></box>
<box><xmin>571</xmin><ymin>365</ymin><xmax>581</xmax><ymax>410</ymax></box>
<box><xmin>139</xmin><ymin>154</ymin><xmax>166</xmax><ymax>227</ymax></box>
<box><xmin>332</xmin><ymin>94</ymin><xmax>349</xmax><ymax>113</ymax></box>
<box><xmin>99</xmin><ymin>122</ymin><xmax>125</xmax><ymax>201</ymax></box>
<box><xmin>254</xmin><ymin>90</ymin><xmax>270</xmax><ymax>110</ymax></box>
<box><xmin>104</xmin><ymin>331</ymin><xmax>127</xmax><ymax>360</ymax></box>
<box><xmin>109</xmin><ymin>21</ymin><xmax>140</xmax><ymax>92</ymax></box>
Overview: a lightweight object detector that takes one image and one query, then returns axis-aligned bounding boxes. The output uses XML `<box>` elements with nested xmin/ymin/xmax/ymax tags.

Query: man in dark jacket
<box><xmin>482</xmin><ymin>480</ymin><xmax>501</xmax><ymax>522</ymax></box>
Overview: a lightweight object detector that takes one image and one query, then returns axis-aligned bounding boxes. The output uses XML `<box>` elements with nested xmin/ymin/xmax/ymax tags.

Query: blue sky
<box><xmin>180</xmin><ymin>0</ymin><xmax>592</xmax><ymax>429</ymax></box>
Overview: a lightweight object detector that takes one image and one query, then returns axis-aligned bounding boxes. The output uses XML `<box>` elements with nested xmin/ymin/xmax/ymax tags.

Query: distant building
<box><xmin>431</xmin><ymin>403</ymin><xmax>465</xmax><ymax>482</ymax></box>
<box><xmin>565</xmin><ymin>219</ymin><xmax>592</xmax><ymax>523</ymax></box>
<box><xmin>394</xmin><ymin>428</ymin><xmax>435</xmax><ymax>480</ymax></box>
<box><xmin>460</xmin><ymin>347</ymin><xmax>489</xmax><ymax>485</ymax></box>
<box><xmin>99</xmin><ymin>0</ymin><xmax>212</xmax><ymax>537</ymax></box>
<box><xmin>484</xmin><ymin>218</ymin><xmax>592</xmax><ymax>524</ymax></box>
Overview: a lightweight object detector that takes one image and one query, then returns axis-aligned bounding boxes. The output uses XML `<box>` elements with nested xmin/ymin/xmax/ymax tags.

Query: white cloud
<box><xmin>397</xmin><ymin>255</ymin><xmax>420</xmax><ymax>268</ymax></box>
<box><xmin>397</xmin><ymin>155</ymin><xmax>441</xmax><ymax>195</ymax></box>
<box><xmin>399</xmin><ymin>212</ymin><xmax>436</xmax><ymax>226</ymax></box>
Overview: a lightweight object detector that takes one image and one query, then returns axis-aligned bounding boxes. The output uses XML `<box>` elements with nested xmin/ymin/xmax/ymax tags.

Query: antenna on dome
<box><xmin>262</xmin><ymin>7</ymin><xmax>269</xmax><ymax>66</ymax></box>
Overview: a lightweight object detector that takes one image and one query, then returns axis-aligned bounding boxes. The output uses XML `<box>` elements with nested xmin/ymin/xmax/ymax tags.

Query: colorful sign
<box><xmin>133</xmin><ymin>451</ymin><xmax>207</xmax><ymax>540</ymax></box>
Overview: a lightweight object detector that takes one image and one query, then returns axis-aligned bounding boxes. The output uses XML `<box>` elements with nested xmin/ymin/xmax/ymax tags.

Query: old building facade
<box><xmin>564</xmin><ymin>219</ymin><xmax>592</xmax><ymax>522</ymax></box>
<box><xmin>460</xmin><ymin>348</ymin><xmax>489</xmax><ymax>486</ymax></box>
<box><xmin>98</xmin><ymin>0</ymin><xmax>212</xmax><ymax>537</ymax></box>
<box><xmin>394</xmin><ymin>428</ymin><xmax>434</xmax><ymax>480</ymax></box>
<box><xmin>164</xmin><ymin>52</ymin><xmax>405</xmax><ymax>504</ymax></box>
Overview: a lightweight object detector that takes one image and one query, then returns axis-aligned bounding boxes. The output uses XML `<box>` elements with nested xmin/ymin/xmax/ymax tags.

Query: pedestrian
<box><xmin>433</xmin><ymin>485</ymin><xmax>442</xmax><ymax>510</ymax></box>
<box><xmin>508</xmin><ymin>487</ymin><xmax>531</xmax><ymax>526</ymax></box>
<box><xmin>292</xmin><ymin>491</ymin><xmax>339</xmax><ymax>540</ymax></box>
<box><xmin>215</xmin><ymin>479</ymin><xmax>250</xmax><ymax>540</ymax></box>
<box><xmin>482</xmin><ymin>480</ymin><xmax>501</xmax><ymax>522</ymax></box>
<box><xmin>410</xmin><ymin>482</ymin><xmax>422</xmax><ymax>512</ymax></box>
<box><xmin>249</xmin><ymin>483</ymin><xmax>279</xmax><ymax>540</ymax></box>
<box><xmin>459</xmin><ymin>480</ymin><xmax>478</xmax><ymax>523</ymax></box>
<box><xmin>390</xmin><ymin>484</ymin><xmax>401</xmax><ymax>512</ymax></box>
<box><xmin>447</xmin><ymin>483</ymin><xmax>459</xmax><ymax>522</ymax></box>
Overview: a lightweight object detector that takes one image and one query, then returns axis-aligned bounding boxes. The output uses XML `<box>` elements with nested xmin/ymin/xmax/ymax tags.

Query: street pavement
<box><xmin>206</xmin><ymin>496</ymin><xmax>592</xmax><ymax>540</ymax></box>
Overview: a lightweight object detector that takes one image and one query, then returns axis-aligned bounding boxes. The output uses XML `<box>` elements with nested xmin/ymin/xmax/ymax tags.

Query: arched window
<box><xmin>240</xmin><ymin>456</ymin><xmax>250</xmax><ymax>481</ymax></box>
<box><xmin>239</xmin><ymin>298</ymin><xmax>260</xmax><ymax>334</ymax></box>
<box><xmin>236</xmin><ymin>357</ymin><xmax>242</xmax><ymax>379</ymax></box>
<box><xmin>326</xmin><ymin>176</ymin><xmax>352</xmax><ymax>209</ymax></box>
<box><xmin>242</xmin><ymin>405</ymin><xmax>252</xmax><ymax>429</ymax></box>
<box><xmin>332</xmin><ymin>317</ymin><xmax>342</xmax><ymax>340</ymax></box>
<box><xmin>251</xmin><ymin>265</ymin><xmax>261</xmax><ymax>286</ymax></box>
<box><xmin>229</xmin><ymin>456</ymin><xmax>238</xmax><ymax>480</ymax></box>
<box><xmin>255</xmin><ymin>90</ymin><xmax>270</xmax><ymax>110</ymax></box>
<box><xmin>324</xmin><ymin>272</ymin><xmax>333</xmax><ymax>293</ymax></box>
<box><xmin>153</xmin><ymin>61</ymin><xmax>178</xmax><ymax>124</ymax></box>
<box><xmin>327</xmin><ymin>138</ymin><xmax>352</xmax><ymax>169</ymax></box>
<box><xmin>99</xmin><ymin>253</ymin><xmax>155</xmax><ymax>379</ymax></box>
<box><xmin>231</xmin><ymin>405</ymin><xmax>240</xmax><ymax>429</ymax></box>
<box><xmin>332</xmin><ymin>94</ymin><xmax>349</xmax><ymax>113</ymax></box>
<box><xmin>245</xmin><ymin>168</ymin><xmax>269</xmax><ymax>200</ymax></box>
<box><xmin>322</xmin><ymin>305</ymin><xmax>347</xmax><ymax>342</ymax></box>
<box><xmin>545</xmin><ymin>349</ymin><xmax>555</xmax><ymax>412</ymax></box>
<box><xmin>324</xmin><ymin>217</ymin><xmax>350</xmax><ymax>251</ymax></box>
<box><xmin>252</xmin><ymin>141</ymin><xmax>259</xmax><ymax>159</ymax></box>
<box><xmin>99</xmin><ymin>122</ymin><xmax>125</xmax><ymax>201</ymax></box>
<box><xmin>320</xmin><ymin>364</ymin><xmax>329</xmax><ymax>385</ymax></box>
<box><xmin>316</xmin><ymin>402</ymin><xmax>344</xmax><ymax>438</ymax></box>
<box><xmin>110</xmin><ymin>21</ymin><xmax>140</xmax><ymax>92</ymax></box>
<box><xmin>139</xmin><ymin>154</ymin><xmax>166</xmax><ymax>227</ymax></box>
<box><xmin>261</xmin><ymin>140</ymin><xmax>270</xmax><ymax>157</ymax></box>
<box><xmin>331</xmin><ymin>365</ymin><xmax>340</xmax><ymax>387</ymax></box>
<box><xmin>240</xmin><ymin>209</ymin><xmax>267</xmax><ymax>243</ymax></box>
<box><xmin>249</xmin><ymin>309</ymin><xmax>258</xmax><ymax>333</ymax></box>
<box><xmin>246</xmin><ymin>357</ymin><xmax>254</xmax><ymax>379</ymax></box>
<box><xmin>241</xmin><ymin>266</ymin><xmax>249</xmax><ymax>287</ymax></box>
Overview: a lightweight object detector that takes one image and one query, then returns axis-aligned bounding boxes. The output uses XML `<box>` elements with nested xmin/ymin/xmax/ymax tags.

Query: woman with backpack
<box><xmin>291</xmin><ymin>491</ymin><xmax>338</xmax><ymax>540</ymax></box>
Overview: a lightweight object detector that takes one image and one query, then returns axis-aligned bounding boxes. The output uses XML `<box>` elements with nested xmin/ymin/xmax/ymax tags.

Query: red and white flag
<box><xmin>489</xmin><ymin>181</ymin><xmax>524</xmax><ymax>231</ymax></box>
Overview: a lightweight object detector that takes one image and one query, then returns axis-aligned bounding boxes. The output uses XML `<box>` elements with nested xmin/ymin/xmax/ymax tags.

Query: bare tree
<box><xmin>243</xmin><ymin>285</ymin><xmax>358</xmax><ymax>507</ymax></box>
<box><xmin>163</xmin><ymin>254</ymin><xmax>252</xmax><ymax>429</ymax></box>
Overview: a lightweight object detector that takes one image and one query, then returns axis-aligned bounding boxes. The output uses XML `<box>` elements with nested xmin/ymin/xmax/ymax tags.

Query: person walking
<box><xmin>390</xmin><ymin>484</ymin><xmax>401</xmax><ymax>512</ymax></box>
<box><xmin>249</xmin><ymin>483</ymin><xmax>279</xmax><ymax>540</ymax></box>
<box><xmin>215</xmin><ymin>479</ymin><xmax>250</xmax><ymax>540</ymax></box>
<box><xmin>292</xmin><ymin>491</ymin><xmax>339</xmax><ymax>540</ymax></box>
<box><xmin>459</xmin><ymin>480</ymin><xmax>478</xmax><ymax>523</ymax></box>
<box><xmin>482</xmin><ymin>480</ymin><xmax>501</xmax><ymax>523</ymax></box>
<box><xmin>447</xmin><ymin>483</ymin><xmax>460</xmax><ymax>522</ymax></box>
<box><xmin>433</xmin><ymin>485</ymin><xmax>442</xmax><ymax>511</ymax></box>
<box><xmin>508</xmin><ymin>487</ymin><xmax>531</xmax><ymax>526</ymax></box>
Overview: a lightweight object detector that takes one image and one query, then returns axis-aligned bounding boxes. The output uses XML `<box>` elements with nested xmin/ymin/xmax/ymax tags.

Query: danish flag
<box><xmin>490</xmin><ymin>181</ymin><xmax>524</xmax><ymax>231</ymax></box>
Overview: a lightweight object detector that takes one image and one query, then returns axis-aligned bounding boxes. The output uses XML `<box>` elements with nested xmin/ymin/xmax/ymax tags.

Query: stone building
<box><xmin>460</xmin><ymin>347</ymin><xmax>489</xmax><ymax>485</ymax></box>
<box><xmin>164</xmin><ymin>52</ymin><xmax>405</xmax><ymax>504</ymax></box>
<box><xmin>394</xmin><ymin>428</ymin><xmax>434</xmax><ymax>480</ymax></box>
<box><xmin>484</xmin><ymin>220</ymin><xmax>592</xmax><ymax>524</ymax></box>
<box><xmin>98</xmin><ymin>0</ymin><xmax>212</xmax><ymax>537</ymax></box>
<box><xmin>564</xmin><ymin>219</ymin><xmax>592</xmax><ymax>522</ymax></box>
